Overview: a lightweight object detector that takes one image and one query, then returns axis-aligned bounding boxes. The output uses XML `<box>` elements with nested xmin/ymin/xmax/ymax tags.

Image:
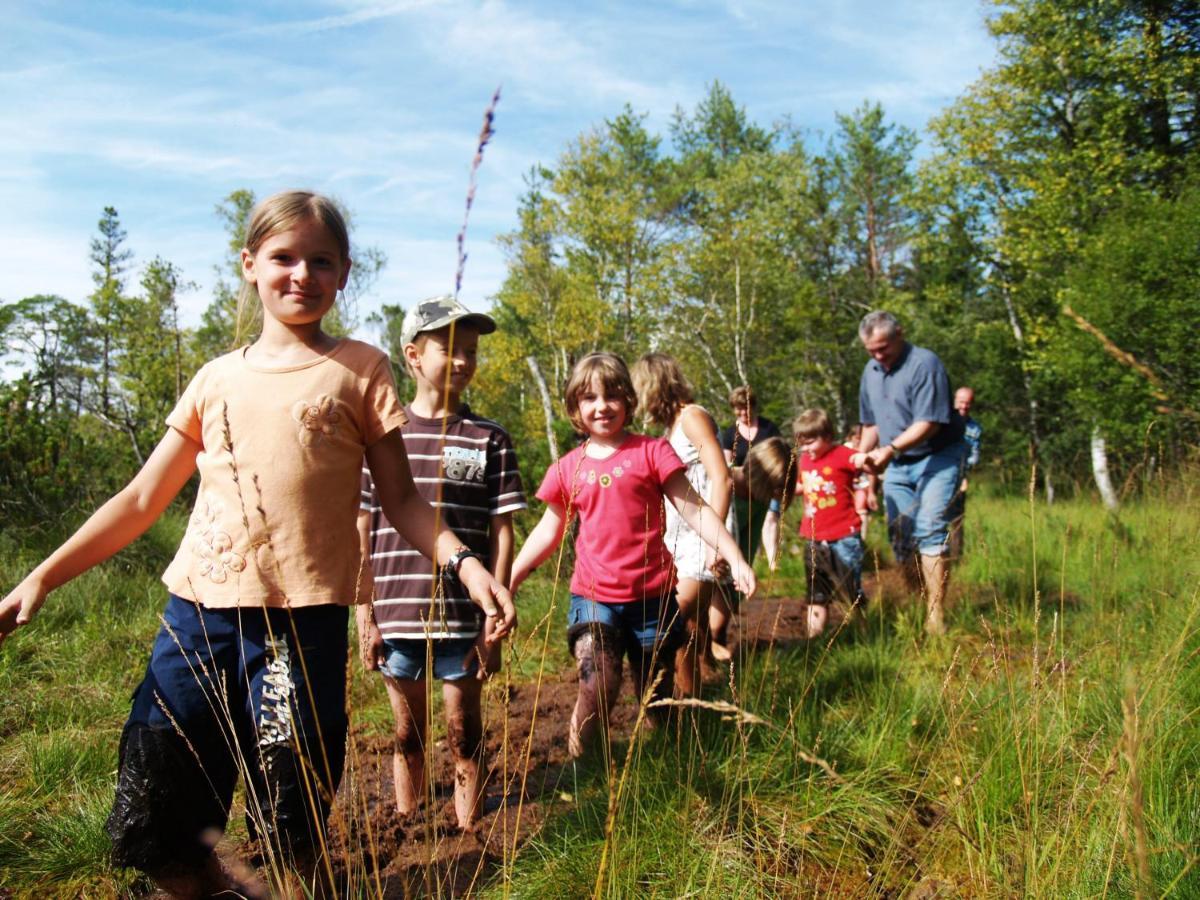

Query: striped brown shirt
<box><xmin>361</xmin><ymin>404</ymin><xmax>526</xmax><ymax>640</ymax></box>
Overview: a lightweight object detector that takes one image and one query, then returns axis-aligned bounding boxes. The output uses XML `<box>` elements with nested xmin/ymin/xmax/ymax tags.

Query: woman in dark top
<box><xmin>719</xmin><ymin>385</ymin><xmax>782</xmax><ymax>564</ymax></box>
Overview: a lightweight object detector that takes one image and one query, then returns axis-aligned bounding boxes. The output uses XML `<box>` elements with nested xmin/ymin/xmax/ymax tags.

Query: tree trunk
<box><xmin>1091</xmin><ymin>423</ymin><xmax>1119</xmax><ymax>512</ymax></box>
<box><xmin>526</xmin><ymin>356</ymin><xmax>559</xmax><ymax>461</ymax></box>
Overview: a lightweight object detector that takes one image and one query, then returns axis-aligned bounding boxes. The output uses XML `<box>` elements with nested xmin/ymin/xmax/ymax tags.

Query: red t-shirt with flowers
<box><xmin>796</xmin><ymin>444</ymin><xmax>862</xmax><ymax>541</ymax></box>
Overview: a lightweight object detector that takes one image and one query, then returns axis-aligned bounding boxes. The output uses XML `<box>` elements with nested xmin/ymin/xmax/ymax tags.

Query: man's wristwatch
<box><xmin>445</xmin><ymin>545</ymin><xmax>482</xmax><ymax>577</ymax></box>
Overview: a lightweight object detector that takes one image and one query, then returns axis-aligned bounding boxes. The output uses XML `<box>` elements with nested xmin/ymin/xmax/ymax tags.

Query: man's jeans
<box><xmin>883</xmin><ymin>441</ymin><xmax>967</xmax><ymax>562</ymax></box>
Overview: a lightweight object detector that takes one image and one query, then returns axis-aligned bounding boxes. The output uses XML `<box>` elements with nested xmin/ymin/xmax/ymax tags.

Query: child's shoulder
<box><xmin>335</xmin><ymin>338</ymin><xmax>392</xmax><ymax>370</ymax></box>
<box><xmin>458</xmin><ymin>406</ymin><xmax>517</xmax><ymax>445</ymax></box>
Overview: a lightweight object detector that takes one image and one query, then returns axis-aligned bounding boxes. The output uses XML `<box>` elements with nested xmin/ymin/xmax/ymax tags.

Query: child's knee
<box><xmin>572</xmin><ymin>630</ymin><xmax>623</xmax><ymax>704</ymax></box>
<box><xmin>445</xmin><ymin>707</ymin><xmax>483</xmax><ymax>761</ymax></box>
<box><xmin>107</xmin><ymin>722</ymin><xmax>227</xmax><ymax>871</ymax></box>
<box><xmin>393</xmin><ymin>714</ymin><xmax>425</xmax><ymax>757</ymax></box>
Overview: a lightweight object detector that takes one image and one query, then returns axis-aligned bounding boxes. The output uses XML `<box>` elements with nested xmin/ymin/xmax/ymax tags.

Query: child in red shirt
<box><xmin>794</xmin><ymin>408</ymin><xmax>867</xmax><ymax>637</ymax></box>
<box><xmin>511</xmin><ymin>353</ymin><xmax>753</xmax><ymax>757</ymax></box>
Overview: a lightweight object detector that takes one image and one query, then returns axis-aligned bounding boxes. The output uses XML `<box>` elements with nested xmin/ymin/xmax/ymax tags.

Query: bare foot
<box><xmin>925</xmin><ymin>600</ymin><xmax>946</xmax><ymax>636</ymax></box>
<box><xmin>806</xmin><ymin>604</ymin><xmax>828</xmax><ymax>638</ymax></box>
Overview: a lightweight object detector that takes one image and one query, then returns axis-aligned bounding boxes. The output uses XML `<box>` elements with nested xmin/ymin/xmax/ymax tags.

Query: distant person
<box><xmin>510</xmin><ymin>353</ymin><xmax>753</xmax><ymax>757</ymax></box>
<box><xmin>947</xmin><ymin>386</ymin><xmax>982</xmax><ymax>559</ymax></box>
<box><xmin>844</xmin><ymin>423</ymin><xmax>876</xmax><ymax>541</ymax></box>
<box><xmin>0</xmin><ymin>191</ymin><xmax>515</xmax><ymax>897</ymax></box>
<box><xmin>794</xmin><ymin>410</ymin><xmax>867</xmax><ymax>638</ymax></box>
<box><xmin>356</xmin><ymin>295</ymin><xmax>526</xmax><ymax>831</ymax></box>
<box><xmin>852</xmin><ymin>311</ymin><xmax>966</xmax><ymax>636</ymax></box>
<box><xmin>720</xmin><ymin>385</ymin><xmax>782</xmax><ymax>565</ymax></box>
<box><xmin>631</xmin><ymin>352</ymin><xmax>734</xmax><ymax>693</ymax></box>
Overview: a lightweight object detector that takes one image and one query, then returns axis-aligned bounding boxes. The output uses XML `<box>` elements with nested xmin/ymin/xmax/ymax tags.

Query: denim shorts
<box><xmin>566</xmin><ymin>592</ymin><xmax>684</xmax><ymax>658</ymax></box>
<box><xmin>882</xmin><ymin>441</ymin><xmax>967</xmax><ymax>560</ymax></box>
<box><xmin>379</xmin><ymin>636</ymin><xmax>479</xmax><ymax>682</ymax></box>
<box><xmin>804</xmin><ymin>533</ymin><xmax>865</xmax><ymax>605</ymax></box>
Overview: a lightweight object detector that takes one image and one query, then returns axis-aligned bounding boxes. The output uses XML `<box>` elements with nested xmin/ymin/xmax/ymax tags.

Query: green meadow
<box><xmin>2</xmin><ymin>478</ymin><xmax>1198</xmax><ymax>897</ymax></box>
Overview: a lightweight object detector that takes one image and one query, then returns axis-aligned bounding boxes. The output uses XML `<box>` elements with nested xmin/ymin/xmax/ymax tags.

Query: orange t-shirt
<box><xmin>161</xmin><ymin>339</ymin><xmax>407</xmax><ymax>608</ymax></box>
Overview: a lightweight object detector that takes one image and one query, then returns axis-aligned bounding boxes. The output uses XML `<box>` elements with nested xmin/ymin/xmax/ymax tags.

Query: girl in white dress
<box><xmin>632</xmin><ymin>353</ymin><xmax>736</xmax><ymax>694</ymax></box>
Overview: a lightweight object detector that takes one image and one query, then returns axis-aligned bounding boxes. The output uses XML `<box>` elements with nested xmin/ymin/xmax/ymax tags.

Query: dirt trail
<box><xmin>317</xmin><ymin>593</ymin><xmax>847</xmax><ymax>896</ymax></box>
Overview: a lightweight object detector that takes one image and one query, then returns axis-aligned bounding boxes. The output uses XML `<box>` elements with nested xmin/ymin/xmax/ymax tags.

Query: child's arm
<box><xmin>680</xmin><ymin>405</ymin><xmax>733</xmax><ymax>572</ymax></box>
<box><xmin>474</xmin><ymin>511</ymin><xmax>515</xmax><ymax>678</ymax></box>
<box><xmin>0</xmin><ymin>427</ymin><xmax>201</xmax><ymax>644</ymax></box>
<box><xmin>355</xmin><ymin>509</ymin><xmax>384</xmax><ymax>671</ymax></box>
<box><xmin>509</xmin><ymin>503</ymin><xmax>569</xmax><ymax>594</ymax></box>
<box><xmin>366</xmin><ymin>429</ymin><xmax>516</xmax><ymax>640</ymax></box>
<box><xmin>663</xmin><ymin>469</ymin><xmax>756</xmax><ymax>599</ymax></box>
<box><xmin>761</xmin><ymin>507</ymin><xmax>781</xmax><ymax>572</ymax></box>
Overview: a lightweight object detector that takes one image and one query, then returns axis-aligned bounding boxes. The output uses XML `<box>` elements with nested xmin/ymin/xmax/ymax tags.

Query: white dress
<box><xmin>663</xmin><ymin>407</ymin><xmax>736</xmax><ymax>583</ymax></box>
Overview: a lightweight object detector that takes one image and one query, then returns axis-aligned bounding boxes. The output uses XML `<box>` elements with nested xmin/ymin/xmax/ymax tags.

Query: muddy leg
<box><xmin>708</xmin><ymin>583</ymin><xmax>734</xmax><ymax>662</ymax></box>
<box><xmin>443</xmin><ymin>678</ymin><xmax>485</xmax><ymax>830</ymax></box>
<box><xmin>569</xmin><ymin>630</ymin><xmax>622</xmax><ymax>758</ymax></box>
<box><xmin>383</xmin><ymin>676</ymin><xmax>429</xmax><ymax>815</ymax></box>
<box><xmin>674</xmin><ymin>578</ymin><xmax>711</xmax><ymax>697</ymax></box>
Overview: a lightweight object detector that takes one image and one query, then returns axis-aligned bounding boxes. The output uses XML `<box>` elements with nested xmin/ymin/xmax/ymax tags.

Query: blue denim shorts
<box><xmin>566</xmin><ymin>592</ymin><xmax>684</xmax><ymax>658</ymax></box>
<box><xmin>804</xmin><ymin>533</ymin><xmax>865</xmax><ymax>605</ymax></box>
<box><xmin>882</xmin><ymin>441</ymin><xmax>967</xmax><ymax>560</ymax></box>
<box><xmin>379</xmin><ymin>636</ymin><xmax>479</xmax><ymax>682</ymax></box>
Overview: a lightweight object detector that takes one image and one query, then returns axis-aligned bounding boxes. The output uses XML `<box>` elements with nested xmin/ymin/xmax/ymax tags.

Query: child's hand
<box><xmin>358</xmin><ymin>616</ymin><xmax>385</xmax><ymax>672</ymax></box>
<box><xmin>0</xmin><ymin>575</ymin><xmax>49</xmax><ymax>647</ymax></box>
<box><xmin>469</xmin><ymin>628</ymin><xmax>503</xmax><ymax>681</ymax></box>
<box><xmin>731</xmin><ymin>560</ymin><xmax>757</xmax><ymax>600</ymax></box>
<box><xmin>459</xmin><ymin>557</ymin><xmax>518</xmax><ymax>641</ymax></box>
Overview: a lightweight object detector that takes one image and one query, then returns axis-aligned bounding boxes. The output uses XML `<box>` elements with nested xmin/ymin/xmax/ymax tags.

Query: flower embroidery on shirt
<box><xmin>800</xmin><ymin>469</ymin><xmax>840</xmax><ymax>518</ymax></box>
<box><xmin>190</xmin><ymin>497</ymin><xmax>247</xmax><ymax>584</ymax></box>
<box><xmin>292</xmin><ymin>395</ymin><xmax>342</xmax><ymax>446</ymax></box>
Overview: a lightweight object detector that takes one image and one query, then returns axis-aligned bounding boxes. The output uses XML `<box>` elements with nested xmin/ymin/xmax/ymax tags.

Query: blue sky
<box><xmin>2</xmin><ymin>0</ymin><xmax>995</xmax><ymax>334</ymax></box>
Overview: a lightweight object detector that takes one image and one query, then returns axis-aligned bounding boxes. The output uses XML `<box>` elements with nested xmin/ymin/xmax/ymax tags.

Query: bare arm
<box><xmin>680</xmin><ymin>405</ymin><xmax>732</xmax><ymax>524</ymax></box>
<box><xmin>859</xmin><ymin>421</ymin><xmax>941</xmax><ymax>473</ymax></box>
<box><xmin>510</xmin><ymin>503</ymin><xmax>569</xmax><ymax>594</ymax></box>
<box><xmin>366</xmin><ymin>429</ymin><xmax>516</xmax><ymax>640</ymax></box>
<box><xmin>0</xmin><ymin>427</ymin><xmax>201</xmax><ymax>643</ymax></box>
<box><xmin>489</xmin><ymin>512</ymin><xmax>514</xmax><ymax>587</ymax></box>
<box><xmin>663</xmin><ymin>469</ymin><xmax>756</xmax><ymax>599</ymax></box>
<box><xmin>355</xmin><ymin>509</ymin><xmax>384</xmax><ymax>671</ymax></box>
<box><xmin>472</xmin><ymin>511</ymin><xmax>516</xmax><ymax>678</ymax></box>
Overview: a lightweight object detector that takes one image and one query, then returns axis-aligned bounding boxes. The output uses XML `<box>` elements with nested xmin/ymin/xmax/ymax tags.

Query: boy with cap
<box><xmin>356</xmin><ymin>295</ymin><xmax>526</xmax><ymax>830</ymax></box>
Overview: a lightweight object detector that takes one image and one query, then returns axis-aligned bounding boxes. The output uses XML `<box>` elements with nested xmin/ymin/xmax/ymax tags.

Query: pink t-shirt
<box><xmin>535</xmin><ymin>434</ymin><xmax>685</xmax><ymax>604</ymax></box>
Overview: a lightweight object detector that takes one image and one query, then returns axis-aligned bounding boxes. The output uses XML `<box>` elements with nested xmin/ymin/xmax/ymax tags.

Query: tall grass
<box><xmin>1</xmin><ymin>480</ymin><xmax>1198</xmax><ymax>896</ymax></box>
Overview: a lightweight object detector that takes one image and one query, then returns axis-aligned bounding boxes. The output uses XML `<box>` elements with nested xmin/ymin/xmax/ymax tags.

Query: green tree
<box><xmin>89</xmin><ymin>207</ymin><xmax>133</xmax><ymax>417</ymax></box>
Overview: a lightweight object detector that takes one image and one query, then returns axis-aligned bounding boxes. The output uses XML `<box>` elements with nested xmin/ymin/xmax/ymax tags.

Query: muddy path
<box><xmin>311</xmin><ymin>592</ymin><xmax>828</xmax><ymax>897</ymax></box>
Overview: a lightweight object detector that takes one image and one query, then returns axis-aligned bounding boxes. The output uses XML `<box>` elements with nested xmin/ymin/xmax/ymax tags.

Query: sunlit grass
<box><xmin>2</xmin><ymin>483</ymin><xmax>1198</xmax><ymax>896</ymax></box>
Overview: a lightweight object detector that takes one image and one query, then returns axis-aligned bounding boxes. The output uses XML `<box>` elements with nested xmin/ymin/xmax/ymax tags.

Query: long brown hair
<box><xmin>631</xmin><ymin>352</ymin><xmax>694</xmax><ymax>429</ymax></box>
<box><xmin>742</xmin><ymin>436</ymin><xmax>796</xmax><ymax>509</ymax></box>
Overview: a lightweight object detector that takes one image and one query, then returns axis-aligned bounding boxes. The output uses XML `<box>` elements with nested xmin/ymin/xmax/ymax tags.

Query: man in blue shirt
<box><xmin>948</xmin><ymin>387</ymin><xmax>982</xmax><ymax>559</ymax></box>
<box><xmin>853</xmin><ymin>311</ymin><xmax>966</xmax><ymax>635</ymax></box>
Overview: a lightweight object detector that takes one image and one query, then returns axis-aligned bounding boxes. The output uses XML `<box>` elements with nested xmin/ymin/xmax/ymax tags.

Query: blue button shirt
<box><xmin>858</xmin><ymin>343</ymin><xmax>963</xmax><ymax>457</ymax></box>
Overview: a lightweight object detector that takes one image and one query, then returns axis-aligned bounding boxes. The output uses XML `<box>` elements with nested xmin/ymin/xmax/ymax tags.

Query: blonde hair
<box><xmin>564</xmin><ymin>352</ymin><xmax>638</xmax><ymax>435</ymax></box>
<box><xmin>729</xmin><ymin>384</ymin><xmax>757</xmax><ymax>412</ymax></box>
<box><xmin>742</xmin><ymin>436</ymin><xmax>796</xmax><ymax>509</ymax></box>
<box><xmin>631</xmin><ymin>352</ymin><xmax>694</xmax><ymax>428</ymax></box>
<box><xmin>235</xmin><ymin>190</ymin><xmax>351</xmax><ymax>344</ymax></box>
<box><xmin>792</xmin><ymin>408</ymin><xmax>835</xmax><ymax>442</ymax></box>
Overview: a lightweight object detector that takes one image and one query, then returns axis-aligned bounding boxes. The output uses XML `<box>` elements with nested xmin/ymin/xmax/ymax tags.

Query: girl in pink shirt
<box><xmin>511</xmin><ymin>352</ymin><xmax>753</xmax><ymax>757</ymax></box>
